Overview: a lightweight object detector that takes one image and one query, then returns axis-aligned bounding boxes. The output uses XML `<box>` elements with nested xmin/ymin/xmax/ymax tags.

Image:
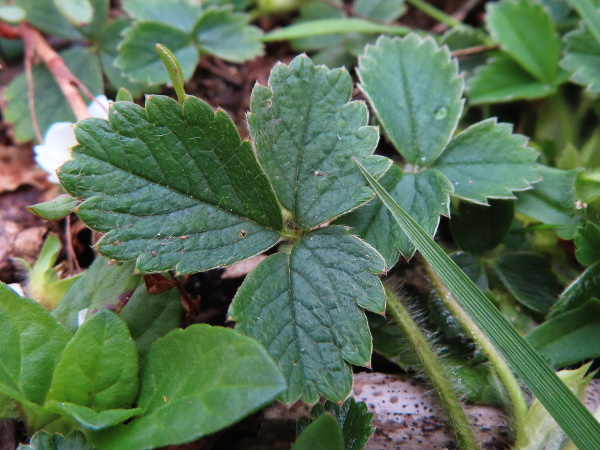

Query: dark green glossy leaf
<box><xmin>297</xmin><ymin>398</ymin><xmax>374</xmax><ymax>450</ymax></box>
<box><xmin>450</xmin><ymin>200</ymin><xmax>515</xmax><ymax>254</ymax></box>
<box><xmin>229</xmin><ymin>228</ymin><xmax>386</xmax><ymax>403</ymax></box>
<box><xmin>561</xmin><ymin>22</ymin><xmax>600</xmax><ymax>92</ymax></box>
<box><xmin>516</xmin><ymin>165</ymin><xmax>583</xmax><ymax>239</ymax></box>
<box><xmin>550</xmin><ymin>261</ymin><xmax>600</xmax><ymax>317</ymax></box>
<box><xmin>337</xmin><ymin>165</ymin><xmax>452</xmax><ymax>265</ymax></box>
<box><xmin>116</xmin><ymin>22</ymin><xmax>198</xmax><ymax>85</ymax></box>
<box><xmin>369</xmin><ymin>313</ymin><xmax>419</xmax><ymax>372</ymax></box>
<box><xmin>494</xmin><ymin>252</ymin><xmax>561</xmax><ymax>315</ymax></box>
<box><xmin>434</xmin><ymin>119</ymin><xmax>539</xmax><ymax>203</ymax></box>
<box><xmin>527</xmin><ymin>299</ymin><xmax>600</xmax><ymax>367</ymax></box>
<box><xmin>469</xmin><ymin>55</ymin><xmax>557</xmax><ymax>104</ymax></box>
<box><xmin>19</xmin><ymin>431</ymin><xmax>93</xmax><ymax>450</ymax></box>
<box><xmin>59</xmin><ymin>96</ymin><xmax>283</xmax><ymax>274</ymax></box>
<box><xmin>5</xmin><ymin>47</ymin><xmax>103</xmax><ymax>143</ymax></box>
<box><xmin>27</xmin><ymin>195</ymin><xmax>78</xmax><ymax>221</ymax></box>
<box><xmin>123</xmin><ymin>0</ymin><xmax>201</xmax><ymax>33</ymax></box>
<box><xmin>575</xmin><ymin>222</ymin><xmax>600</xmax><ymax>265</ymax></box>
<box><xmin>487</xmin><ymin>0</ymin><xmax>559</xmax><ymax>83</ymax></box>
<box><xmin>44</xmin><ymin>402</ymin><xmax>142</xmax><ymax>431</ymax></box>
<box><xmin>249</xmin><ymin>54</ymin><xmax>386</xmax><ymax>229</ymax></box>
<box><xmin>0</xmin><ymin>284</ymin><xmax>70</xmax><ymax>429</ymax></box>
<box><xmin>46</xmin><ymin>311</ymin><xmax>138</xmax><ymax>411</ymax></box>
<box><xmin>194</xmin><ymin>7</ymin><xmax>263</xmax><ymax>62</ymax></box>
<box><xmin>89</xmin><ymin>325</ymin><xmax>286</xmax><ymax>449</ymax></box>
<box><xmin>293</xmin><ymin>414</ymin><xmax>344</xmax><ymax>450</ymax></box>
<box><xmin>358</xmin><ymin>35</ymin><xmax>463</xmax><ymax>165</ymax></box>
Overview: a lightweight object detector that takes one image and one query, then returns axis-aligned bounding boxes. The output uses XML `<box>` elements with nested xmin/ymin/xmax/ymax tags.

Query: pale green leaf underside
<box><xmin>358</xmin><ymin>34</ymin><xmax>464</xmax><ymax>165</ymax></box>
<box><xmin>89</xmin><ymin>325</ymin><xmax>286</xmax><ymax>449</ymax></box>
<box><xmin>229</xmin><ymin>228</ymin><xmax>386</xmax><ymax>403</ymax></box>
<box><xmin>338</xmin><ymin>165</ymin><xmax>452</xmax><ymax>266</ymax></box>
<box><xmin>434</xmin><ymin>118</ymin><xmax>540</xmax><ymax>204</ymax></box>
<box><xmin>487</xmin><ymin>0</ymin><xmax>559</xmax><ymax>83</ymax></box>
<box><xmin>249</xmin><ymin>54</ymin><xmax>380</xmax><ymax>229</ymax></box>
<box><xmin>54</xmin><ymin>0</ymin><xmax>93</xmax><ymax>26</ymax></box>
<box><xmin>116</xmin><ymin>22</ymin><xmax>199</xmax><ymax>86</ymax></box>
<box><xmin>0</xmin><ymin>284</ymin><xmax>71</xmax><ymax>406</ymax></box>
<box><xmin>59</xmin><ymin>96</ymin><xmax>282</xmax><ymax>274</ymax></box>
<box><xmin>194</xmin><ymin>7</ymin><xmax>263</xmax><ymax>62</ymax></box>
<box><xmin>46</xmin><ymin>311</ymin><xmax>138</xmax><ymax>411</ymax></box>
<box><xmin>516</xmin><ymin>165</ymin><xmax>582</xmax><ymax>239</ymax></box>
<box><xmin>123</xmin><ymin>0</ymin><xmax>201</xmax><ymax>33</ymax></box>
<box><xmin>469</xmin><ymin>55</ymin><xmax>557</xmax><ymax>104</ymax></box>
<box><xmin>561</xmin><ymin>22</ymin><xmax>600</xmax><ymax>92</ymax></box>
<box><xmin>354</xmin><ymin>161</ymin><xmax>600</xmax><ymax>450</ymax></box>
<box><xmin>45</xmin><ymin>402</ymin><xmax>142</xmax><ymax>430</ymax></box>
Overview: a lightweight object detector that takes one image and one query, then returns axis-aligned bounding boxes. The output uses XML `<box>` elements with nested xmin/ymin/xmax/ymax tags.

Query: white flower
<box><xmin>34</xmin><ymin>95</ymin><xmax>111</xmax><ymax>183</ymax></box>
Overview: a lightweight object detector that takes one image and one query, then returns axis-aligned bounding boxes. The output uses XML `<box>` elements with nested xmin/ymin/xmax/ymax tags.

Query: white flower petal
<box><xmin>77</xmin><ymin>308</ymin><xmax>89</xmax><ymax>327</ymax></box>
<box><xmin>87</xmin><ymin>95</ymin><xmax>111</xmax><ymax>119</ymax></box>
<box><xmin>34</xmin><ymin>122</ymin><xmax>76</xmax><ymax>183</ymax></box>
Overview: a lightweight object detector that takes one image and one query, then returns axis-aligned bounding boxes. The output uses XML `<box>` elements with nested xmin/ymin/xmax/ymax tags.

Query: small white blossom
<box><xmin>34</xmin><ymin>95</ymin><xmax>111</xmax><ymax>183</ymax></box>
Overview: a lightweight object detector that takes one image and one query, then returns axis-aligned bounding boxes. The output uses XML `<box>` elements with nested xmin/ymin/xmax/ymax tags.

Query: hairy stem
<box><xmin>424</xmin><ymin>261</ymin><xmax>529</xmax><ymax>440</ymax></box>
<box><xmin>385</xmin><ymin>285</ymin><xmax>478</xmax><ymax>450</ymax></box>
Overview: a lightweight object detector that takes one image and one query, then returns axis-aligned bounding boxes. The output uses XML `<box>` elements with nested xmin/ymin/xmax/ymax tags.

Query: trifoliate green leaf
<box><xmin>5</xmin><ymin>47</ymin><xmax>103</xmax><ymax>143</ymax></box>
<box><xmin>20</xmin><ymin>431</ymin><xmax>93</xmax><ymax>450</ymax></box>
<box><xmin>337</xmin><ymin>164</ymin><xmax>452</xmax><ymax>265</ymax></box>
<box><xmin>89</xmin><ymin>325</ymin><xmax>286</xmax><ymax>449</ymax></box>
<box><xmin>494</xmin><ymin>252</ymin><xmax>561</xmax><ymax>315</ymax></box>
<box><xmin>249</xmin><ymin>54</ymin><xmax>385</xmax><ymax>229</ymax></box>
<box><xmin>434</xmin><ymin>118</ymin><xmax>539</xmax><ymax>203</ymax></box>
<box><xmin>486</xmin><ymin>0</ymin><xmax>559</xmax><ymax>83</ymax></box>
<box><xmin>229</xmin><ymin>227</ymin><xmax>386</xmax><ymax>403</ymax></box>
<box><xmin>97</xmin><ymin>18</ymin><xmax>158</xmax><ymax>96</ymax></box>
<box><xmin>516</xmin><ymin>165</ymin><xmax>583</xmax><ymax>239</ymax></box>
<box><xmin>116</xmin><ymin>22</ymin><xmax>198</xmax><ymax>86</ymax></box>
<box><xmin>46</xmin><ymin>311</ymin><xmax>138</xmax><ymax>411</ymax></box>
<box><xmin>298</xmin><ymin>398</ymin><xmax>375</xmax><ymax>450</ymax></box>
<box><xmin>527</xmin><ymin>299</ymin><xmax>600</xmax><ymax>368</ymax></box>
<box><xmin>358</xmin><ymin>34</ymin><xmax>464</xmax><ymax>165</ymax></box>
<box><xmin>194</xmin><ymin>7</ymin><xmax>263</xmax><ymax>62</ymax></box>
<box><xmin>15</xmin><ymin>0</ymin><xmax>108</xmax><ymax>40</ymax></box>
<box><xmin>561</xmin><ymin>21</ymin><xmax>600</xmax><ymax>92</ymax></box>
<box><xmin>59</xmin><ymin>96</ymin><xmax>283</xmax><ymax>274</ymax></box>
<box><xmin>0</xmin><ymin>283</ymin><xmax>70</xmax><ymax>429</ymax></box>
<box><xmin>469</xmin><ymin>54</ymin><xmax>558</xmax><ymax>104</ymax></box>
<box><xmin>293</xmin><ymin>414</ymin><xmax>345</xmax><ymax>450</ymax></box>
<box><xmin>575</xmin><ymin>222</ymin><xmax>600</xmax><ymax>265</ymax></box>
<box><xmin>123</xmin><ymin>0</ymin><xmax>201</xmax><ymax>33</ymax></box>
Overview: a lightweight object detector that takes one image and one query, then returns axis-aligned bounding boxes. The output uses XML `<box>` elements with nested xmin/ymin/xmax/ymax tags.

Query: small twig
<box><xmin>20</xmin><ymin>23</ymin><xmax>91</xmax><ymax>121</ymax></box>
<box><xmin>168</xmin><ymin>270</ymin><xmax>200</xmax><ymax>315</ymax></box>
<box><xmin>432</xmin><ymin>0</ymin><xmax>482</xmax><ymax>33</ymax></box>
<box><xmin>22</xmin><ymin>31</ymin><xmax>43</xmax><ymax>144</ymax></box>
<box><xmin>450</xmin><ymin>43</ymin><xmax>499</xmax><ymax>58</ymax></box>
<box><xmin>64</xmin><ymin>215</ymin><xmax>81</xmax><ymax>274</ymax></box>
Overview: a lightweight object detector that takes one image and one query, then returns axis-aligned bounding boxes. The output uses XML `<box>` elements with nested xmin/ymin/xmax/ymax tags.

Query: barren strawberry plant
<box><xmin>1</xmin><ymin>1</ymin><xmax>600</xmax><ymax>449</ymax></box>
